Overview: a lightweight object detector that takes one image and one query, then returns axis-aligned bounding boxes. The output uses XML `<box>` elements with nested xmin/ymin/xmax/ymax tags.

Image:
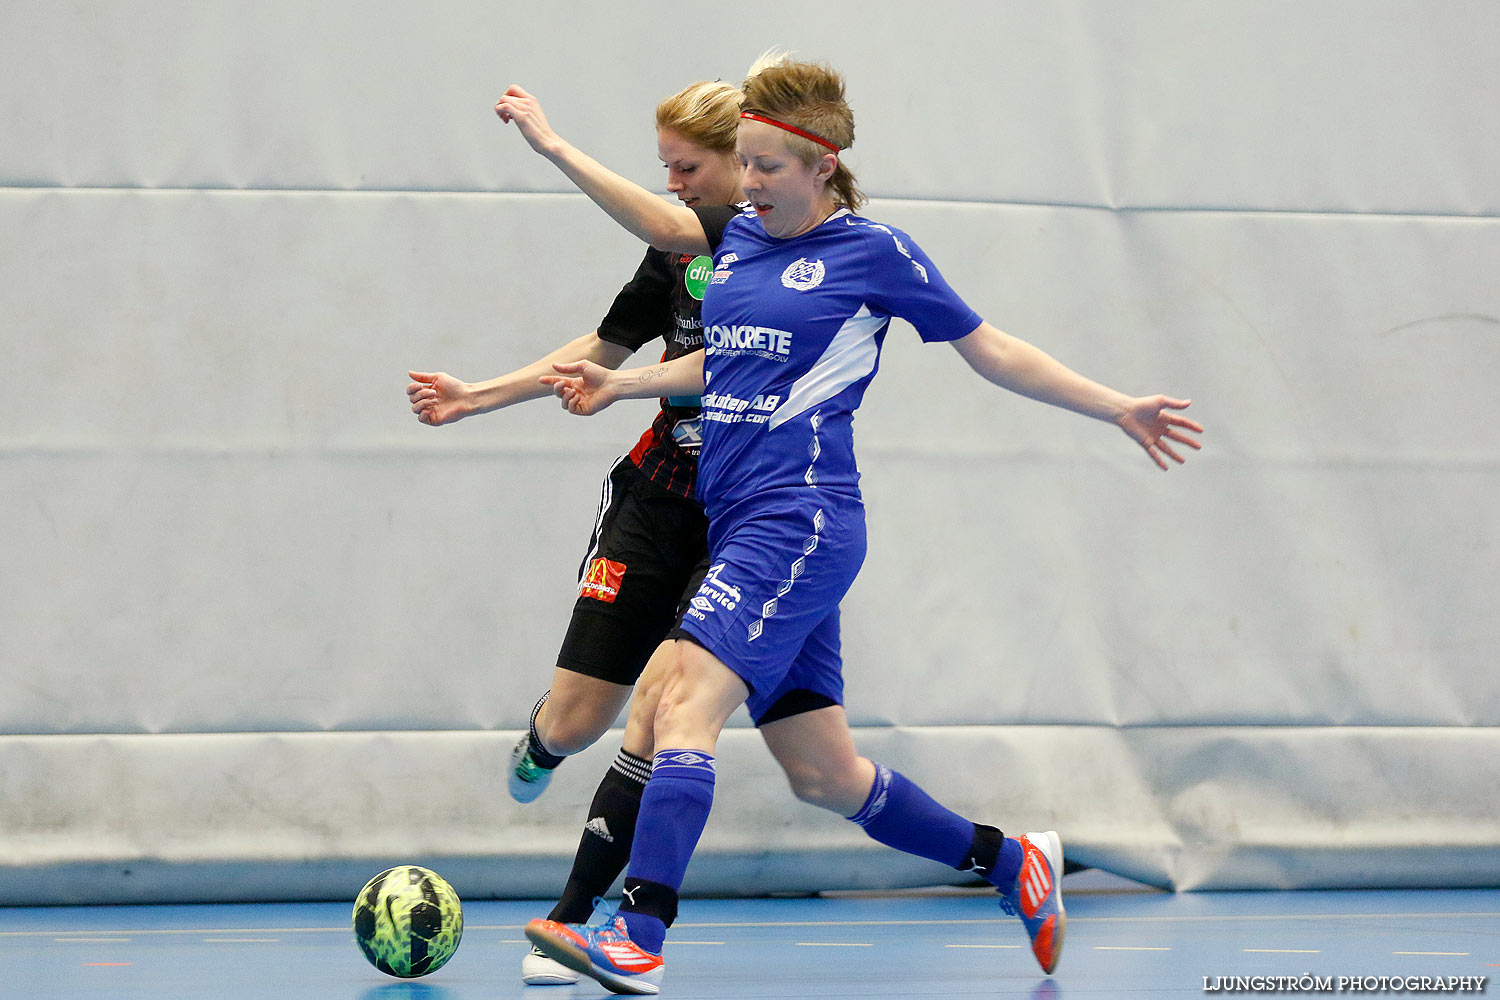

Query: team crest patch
<box><xmin>579</xmin><ymin>557</ymin><xmax>627</xmax><ymax>603</ymax></box>
<box><xmin>781</xmin><ymin>257</ymin><xmax>825</xmax><ymax>291</ymax></box>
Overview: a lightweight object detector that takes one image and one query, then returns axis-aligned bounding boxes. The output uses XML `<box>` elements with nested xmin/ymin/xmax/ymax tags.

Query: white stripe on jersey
<box><xmin>766</xmin><ymin>305</ymin><xmax>886</xmax><ymax>431</ymax></box>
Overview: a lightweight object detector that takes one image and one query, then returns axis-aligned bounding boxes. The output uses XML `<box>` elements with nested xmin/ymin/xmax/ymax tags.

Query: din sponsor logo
<box><xmin>683</xmin><ymin>255</ymin><xmax>713</xmax><ymax>301</ymax></box>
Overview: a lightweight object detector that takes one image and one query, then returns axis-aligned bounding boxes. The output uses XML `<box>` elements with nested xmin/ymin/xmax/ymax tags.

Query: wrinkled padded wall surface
<box><xmin>3</xmin><ymin>1</ymin><xmax>1497</xmax><ymax>903</ymax></box>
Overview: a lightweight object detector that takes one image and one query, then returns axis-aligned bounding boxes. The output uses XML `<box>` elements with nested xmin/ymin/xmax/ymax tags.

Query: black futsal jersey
<box><xmin>596</xmin><ymin>205</ymin><xmax>740</xmax><ymax>499</ymax></box>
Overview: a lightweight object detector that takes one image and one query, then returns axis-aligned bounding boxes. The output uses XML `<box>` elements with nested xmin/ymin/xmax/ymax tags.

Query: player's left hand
<box><xmin>1117</xmin><ymin>396</ymin><xmax>1203</xmax><ymax>469</ymax></box>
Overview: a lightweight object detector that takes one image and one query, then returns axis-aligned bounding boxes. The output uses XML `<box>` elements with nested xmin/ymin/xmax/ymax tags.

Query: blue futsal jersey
<box><xmin>695</xmin><ymin>209</ymin><xmax>982</xmax><ymax>517</ymax></box>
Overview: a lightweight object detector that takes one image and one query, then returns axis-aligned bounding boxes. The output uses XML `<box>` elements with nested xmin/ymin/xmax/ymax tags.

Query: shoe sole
<box><xmin>521</xmin><ymin>951</ymin><xmax>580</xmax><ymax>986</ymax></box>
<box><xmin>525</xmin><ymin>923</ymin><xmax>659</xmax><ymax>996</ymax></box>
<box><xmin>1037</xmin><ymin>830</ymin><xmax>1066</xmax><ymax>974</ymax></box>
<box><xmin>508</xmin><ymin>778</ymin><xmax>549</xmax><ymax>804</ymax></box>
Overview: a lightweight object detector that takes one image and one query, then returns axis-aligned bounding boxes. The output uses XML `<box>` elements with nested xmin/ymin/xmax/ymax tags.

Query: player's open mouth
<box><xmin>753</xmin><ymin>202</ymin><xmax>773</xmax><ymax>216</ymax></box>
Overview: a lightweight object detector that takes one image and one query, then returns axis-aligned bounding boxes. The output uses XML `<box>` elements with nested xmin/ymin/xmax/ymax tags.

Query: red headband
<box><xmin>740</xmin><ymin>111</ymin><xmax>842</xmax><ymax>152</ymax></box>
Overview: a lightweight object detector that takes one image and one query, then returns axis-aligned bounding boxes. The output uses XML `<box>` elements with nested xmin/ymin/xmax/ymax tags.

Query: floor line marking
<box><xmin>17</xmin><ymin>927</ymin><xmax>347</xmax><ymax>938</ymax></box>
<box><xmin>82</xmin><ymin>962</ymin><xmax>132</xmax><ymax>967</ymax></box>
<box><xmin>8</xmin><ymin>911</ymin><xmax>1499</xmax><ymax>937</ymax></box>
<box><xmin>55</xmin><ymin>937</ymin><xmax>131</xmax><ymax>943</ymax></box>
<box><xmin>203</xmin><ymin>938</ymin><xmax>280</xmax><ymax>943</ymax></box>
<box><xmin>1394</xmin><ymin>951</ymin><xmax>1470</xmax><ymax>956</ymax></box>
<box><xmin>797</xmin><ymin>942</ymin><xmax>873</xmax><ymax>947</ymax></box>
<box><xmin>674</xmin><ymin>910</ymin><xmax>1500</xmax><ymax>929</ymax></box>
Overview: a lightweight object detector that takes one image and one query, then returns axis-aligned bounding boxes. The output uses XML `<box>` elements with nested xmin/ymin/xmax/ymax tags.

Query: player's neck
<box><xmin>776</xmin><ymin>199</ymin><xmax>839</xmax><ymax>240</ymax></box>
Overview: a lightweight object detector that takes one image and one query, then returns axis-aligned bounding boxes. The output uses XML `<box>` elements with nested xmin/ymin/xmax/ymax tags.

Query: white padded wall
<box><xmin>3</xmin><ymin>0</ymin><xmax>1498</xmax><ymax>902</ymax></box>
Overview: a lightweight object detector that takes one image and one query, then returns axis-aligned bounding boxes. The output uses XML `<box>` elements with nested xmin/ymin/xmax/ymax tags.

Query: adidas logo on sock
<box><xmin>584</xmin><ymin>816</ymin><xmax>614</xmax><ymax>843</ymax></box>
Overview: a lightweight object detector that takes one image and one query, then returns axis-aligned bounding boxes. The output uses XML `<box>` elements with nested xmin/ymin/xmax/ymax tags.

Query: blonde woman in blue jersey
<box><xmin>499</xmin><ymin>56</ymin><xmax>1202</xmax><ymax>995</ymax></box>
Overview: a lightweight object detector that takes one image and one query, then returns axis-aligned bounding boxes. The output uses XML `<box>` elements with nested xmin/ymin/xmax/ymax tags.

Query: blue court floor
<box><xmin>5</xmin><ymin>885</ymin><xmax>1496</xmax><ymax>999</ymax></box>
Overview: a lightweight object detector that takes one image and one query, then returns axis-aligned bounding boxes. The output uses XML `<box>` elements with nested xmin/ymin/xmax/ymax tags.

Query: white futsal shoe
<box><xmin>508</xmin><ymin>734</ymin><xmax>556</xmax><ymax>803</ymax></box>
<box><xmin>522</xmin><ymin>943</ymin><xmax>581</xmax><ymax>985</ymax></box>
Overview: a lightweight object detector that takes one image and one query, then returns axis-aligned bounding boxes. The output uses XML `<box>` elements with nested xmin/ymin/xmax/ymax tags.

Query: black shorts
<box><xmin>556</xmin><ymin>457</ymin><xmax>710</xmax><ymax>686</ymax></box>
<box><xmin>557</xmin><ymin>457</ymin><xmax>839</xmax><ymax>725</ymax></box>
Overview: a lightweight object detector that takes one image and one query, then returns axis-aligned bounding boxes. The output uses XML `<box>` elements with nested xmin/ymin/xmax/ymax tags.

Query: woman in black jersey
<box><xmin>410</xmin><ymin>81</ymin><xmax>743</xmax><ymax>811</ymax></box>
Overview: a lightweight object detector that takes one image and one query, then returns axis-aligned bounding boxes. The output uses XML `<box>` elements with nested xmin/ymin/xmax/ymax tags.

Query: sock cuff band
<box><xmin>651</xmin><ymin>749</ymin><xmax>716</xmax><ymax>781</ymax></box>
<box><xmin>620</xmin><ymin>877</ymin><xmax>679</xmax><ymax>928</ymax></box>
<box><xmin>848</xmin><ymin>761</ymin><xmax>894</xmax><ymax>827</ymax></box>
<box><xmin>611</xmin><ymin>748</ymin><xmax>653</xmax><ymax>787</ymax></box>
<box><xmin>964</xmin><ymin>823</ymin><xmax>1006</xmax><ymax>879</ymax></box>
<box><xmin>526</xmin><ymin>691</ymin><xmax>566</xmax><ymax>769</ymax></box>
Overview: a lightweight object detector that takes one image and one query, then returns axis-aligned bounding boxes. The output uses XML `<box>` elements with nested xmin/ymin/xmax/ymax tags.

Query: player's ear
<box><xmin>816</xmin><ymin>153</ymin><xmax>839</xmax><ymax>182</ymax></box>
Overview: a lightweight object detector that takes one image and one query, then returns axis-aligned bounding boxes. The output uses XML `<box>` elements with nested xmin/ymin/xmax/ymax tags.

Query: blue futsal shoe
<box><xmin>525</xmin><ymin>914</ymin><xmax>665</xmax><ymax>995</ymax></box>
<box><xmin>999</xmin><ymin>830</ymin><xmax>1066</xmax><ymax>974</ymax></box>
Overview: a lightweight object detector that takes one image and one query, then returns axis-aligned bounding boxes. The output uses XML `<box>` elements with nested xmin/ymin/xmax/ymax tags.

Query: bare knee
<box><xmin>783</xmin><ymin>757</ymin><xmax>872</xmax><ymax>815</ymax></box>
<box><xmin>534</xmin><ymin>680</ymin><xmax>630</xmax><ymax>756</ymax></box>
<box><xmin>537</xmin><ymin>714</ymin><xmax>610</xmax><ymax>756</ymax></box>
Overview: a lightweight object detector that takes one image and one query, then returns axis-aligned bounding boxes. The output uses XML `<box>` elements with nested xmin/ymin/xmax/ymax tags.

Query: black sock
<box><xmin>548</xmin><ymin>748</ymin><xmax>652</xmax><ymax>923</ymax></box>
<box><xmin>526</xmin><ymin>692</ymin><xmax>567</xmax><ymax>770</ymax></box>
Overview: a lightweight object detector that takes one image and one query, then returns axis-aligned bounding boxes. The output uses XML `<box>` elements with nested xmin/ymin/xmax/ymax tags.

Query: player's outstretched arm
<box><xmin>950</xmin><ymin>321</ymin><xmax>1203</xmax><ymax>470</ymax></box>
<box><xmin>408</xmin><ymin>332</ymin><xmax>632</xmax><ymax>426</ymax></box>
<box><xmin>495</xmin><ymin>85</ymin><xmax>710</xmax><ymax>256</ymax></box>
<box><xmin>541</xmin><ymin>352</ymin><xmax>706</xmax><ymax>417</ymax></box>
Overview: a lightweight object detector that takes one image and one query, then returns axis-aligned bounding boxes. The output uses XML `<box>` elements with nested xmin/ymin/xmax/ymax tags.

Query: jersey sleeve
<box><xmin>596</xmin><ymin>248</ymin><xmax>674</xmax><ymax>351</ymax></box>
<box><xmin>863</xmin><ymin>226</ymin><xmax>982</xmax><ymax>343</ymax></box>
<box><xmin>693</xmin><ymin>204</ymin><xmax>741</xmax><ymax>255</ymax></box>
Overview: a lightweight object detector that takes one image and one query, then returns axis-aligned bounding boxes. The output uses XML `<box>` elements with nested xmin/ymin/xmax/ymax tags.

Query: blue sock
<box><xmin>619</xmin><ymin>749</ymin><xmax>716</xmax><ymax>953</ymax></box>
<box><xmin>848</xmin><ymin>762</ymin><xmax>1023</xmax><ymax>890</ymax></box>
<box><xmin>995</xmin><ymin>836</ymin><xmax>1024</xmax><ymax>889</ymax></box>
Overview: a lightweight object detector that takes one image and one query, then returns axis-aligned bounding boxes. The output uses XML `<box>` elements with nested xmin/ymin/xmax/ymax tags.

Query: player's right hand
<box><xmin>541</xmin><ymin>360</ymin><xmax>616</xmax><ymax>416</ymax></box>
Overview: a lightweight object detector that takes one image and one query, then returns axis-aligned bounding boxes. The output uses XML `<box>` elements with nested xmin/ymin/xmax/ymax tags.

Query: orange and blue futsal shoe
<box><xmin>524</xmin><ymin>915</ymin><xmax>665</xmax><ymax>995</ymax></box>
<box><xmin>1000</xmin><ymin>830</ymin><xmax>1066</xmax><ymax>974</ymax></box>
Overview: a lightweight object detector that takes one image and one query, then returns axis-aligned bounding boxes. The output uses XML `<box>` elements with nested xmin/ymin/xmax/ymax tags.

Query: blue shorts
<box><xmin>676</xmin><ymin>491</ymin><xmax>866</xmax><ymax>722</ymax></box>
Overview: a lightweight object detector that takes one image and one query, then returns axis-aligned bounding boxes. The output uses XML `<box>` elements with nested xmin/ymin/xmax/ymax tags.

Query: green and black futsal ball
<box><xmin>352</xmin><ymin>866</ymin><xmax>464</xmax><ymax>978</ymax></box>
